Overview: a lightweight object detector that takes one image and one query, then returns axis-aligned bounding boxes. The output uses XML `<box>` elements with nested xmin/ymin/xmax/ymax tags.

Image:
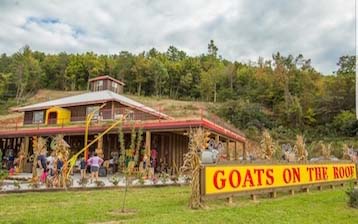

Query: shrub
<box><xmin>159</xmin><ymin>172</ymin><xmax>170</xmax><ymax>184</ymax></box>
<box><xmin>216</xmin><ymin>100</ymin><xmax>272</xmax><ymax>130</ymax></box>
<box><xmin>94</xmin><ymin>180</ymin><xmax>105</xmax><ymax>187</ymax></box>
<box><xmin>108</xmin><ymin>175</ymin><xmax>120</xmax><ymax>186</ymax></box>
<box><xmin>136</xmin><ymin>172</ymin><xmax>145</xmax><ymax>185</ymax></box>
<box><xmin>346</xmin><ymin>185</ymin><xmax>358</xmax><ymax>208</ymax></box>
<box><xmin>333</xmin><ymin>111</ymin><xmax>358</xmax><ymax>137</ymax></box>
<box><xmin>77</xmin><ymin>177</ymin><xmax>88</xmax><ymax>187</ymax></box>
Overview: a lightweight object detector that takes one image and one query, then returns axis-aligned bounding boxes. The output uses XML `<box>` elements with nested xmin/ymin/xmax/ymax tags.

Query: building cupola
<box><xmin>88</xmin><ymin>75</ymin><xmax>125</xmax><ymax>94</ymax></box>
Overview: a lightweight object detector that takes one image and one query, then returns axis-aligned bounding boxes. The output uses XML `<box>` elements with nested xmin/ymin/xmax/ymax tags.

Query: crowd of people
<box><xmin>1</xmin><ymin>144</ymin><xmax>174</xmax><ymax>186</ymax></box>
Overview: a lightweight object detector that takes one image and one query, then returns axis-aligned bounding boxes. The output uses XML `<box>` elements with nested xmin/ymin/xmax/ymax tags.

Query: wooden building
<box><xmin>0</xmin><ymin>76</ymin><xmax>246</xmax><ymax>172</ymax></box>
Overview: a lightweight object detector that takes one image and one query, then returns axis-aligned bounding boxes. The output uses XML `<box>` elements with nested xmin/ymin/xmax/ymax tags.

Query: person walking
<box><xmin>47</xmin><ymin>152</ymin><xmax>55</xmax><ymax>176</ymax></box>
<box><xmin>37</xmin><ymin>151</ymin><xmax>47</xmax><ymax>183</ymax></box>
<box><xmin>87</xmin><ymin>153</ymin><xmax>103</xmax><ymax>183</ymax></box>
<box><xmin>80</xmin><ymin>156</ymin><xmax>87</xmax><ymax>180</ymax></box>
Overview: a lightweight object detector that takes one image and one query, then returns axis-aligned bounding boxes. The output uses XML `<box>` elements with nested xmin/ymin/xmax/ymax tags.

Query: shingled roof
<box><xmin>14</xmin><ymin>90</ymin><xmax>169</xmax><ymax>119</ymax></box>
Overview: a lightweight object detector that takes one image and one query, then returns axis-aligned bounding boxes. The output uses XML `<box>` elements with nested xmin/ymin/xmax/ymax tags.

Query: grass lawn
<box><xmin>0</xmin><ymin>186</ymin><xmax>357</xmax><ymax>224</ymax></box>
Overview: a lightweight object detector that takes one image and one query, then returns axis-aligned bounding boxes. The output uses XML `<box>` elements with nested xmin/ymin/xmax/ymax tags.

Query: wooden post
<box><xmin>289</xmin><ymin>189</ymin><xmax>295</xmax><ymax>195</ymax></box>
<box><xmin>234</xmin><ymin>141</ymin><xmax>238</xmax><ymax>160</ymax></box>
<box><xmin>23</xmin><ymin>136</ymin><xmax>29</xmax><ymax>159</ymax></box>
<box><xmin>227</xmin><ymin>196</ymin><xmax>233</xmax><ymax>204</ymax></box>
<box><xmin>251</xmin><ymin>194</ymin><xmax>257</xmax><ymax>201</ymax></box>
<box><xmin>270</xmin><ymin>191</ymin><xmax>277</xmax><ymax>198</ymax></box>
<box><xmin>303</xmin><ymin>188</ymin><xmax>309</xmax><ymax>193</ymax></box>
<box><xmin>97</xmin><ymin>135</ymin><xmax>103</xmax><ymax>149</ymax></box>
<box><xmin>330</xmin><ymin>185</ymin><xmax>335</xmax><ymax>189</ymax></box>
<box><xmin>96</xmin><ymin>134</ymin><xmax>104</xmax><ymax>158</ymax></box>
<box><xmin>318</xmin><ymin>186</ymin><xmax>323</xmax><ymax>191</ymax></box>
<box><xmin>111</xmin><ymin>101</ymin><xmax>115</xmax><ymax>119</ymax></box>
<box><xmin>145</xmin><ymin>130</ymin><xmax>151</xmax><ymax>168</ymax></box>
<box><xmin>215</xmin><ymin>134</ymin><xmax>219</xmax><ymax>144</ymax></box>
<box><xmin>243</xmin><ymin>142</ymin><xmax>247</xmax><ymax>160</ymax></box>
<box><xmin>226</xmin><ymin>139</ymin><xmax>232</xmax><ymax>161</ymax></box>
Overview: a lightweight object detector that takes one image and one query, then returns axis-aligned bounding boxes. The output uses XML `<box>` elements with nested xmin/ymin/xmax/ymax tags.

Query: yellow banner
<box><xmin>204</xmin><ymin>163</ymin><xmax>357</xmax><ymax>195</ymax></box>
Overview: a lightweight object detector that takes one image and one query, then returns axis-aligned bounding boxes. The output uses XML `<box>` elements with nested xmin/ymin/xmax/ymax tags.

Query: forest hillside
<box><xmin>0</xmin><ymin>41</ymin><xmax>356</xmax><ymax>152</ymax></box>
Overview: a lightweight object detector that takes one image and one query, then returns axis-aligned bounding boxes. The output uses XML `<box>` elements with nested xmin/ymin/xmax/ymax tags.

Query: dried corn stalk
<box><xmin>53</xmin><ymin>134</ymin><xmax>70</xmax><ymax>188</ymax></box>
<box><xmin>95</xmin><ymin>135</ymin><xmax>104</xmax><ymax>158</ymax></box>
<box><xmin>294</xmin><ymin>135</ymin><xmax>308</xmax><ymax>161</ymax></box>
<box><xmin>31</xmin><ymin>136</ymin><xmax>47</xmax><ymax>184</ymax></box>
<box><xmin>181</xmin><ymin>128</ymin><xmax>210</xmax><ymax>209</ymax></box>
<box><xmin>320</xmin><ymin>141</ymin><xmax>331</xmax><ymax>160</ymax></box>
<box><xmin>342</xmin><ymin>144</ymin><xmax>354</xmax><ymax>160</ymax></box>
<box><xmin>260</xmin><ymin>130</ymin><xmax>275</xmax><ymax>160</ymax></box>
<box><xmin>16</xmin><ymin>143</ymin><xmax>26</xmax><ymax>173</ymax></box>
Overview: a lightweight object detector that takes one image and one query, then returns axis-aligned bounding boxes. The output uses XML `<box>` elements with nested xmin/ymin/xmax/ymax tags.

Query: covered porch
<box><xmin>0</xmin><ymin>118</ymin><xmax>246</xmax><ymax>174</ymax></box>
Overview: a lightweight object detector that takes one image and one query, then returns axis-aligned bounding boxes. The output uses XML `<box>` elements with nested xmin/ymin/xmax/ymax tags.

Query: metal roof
<box><xmin>14</xmin><ymin>90</ymin><xmax>169</xmax><ymax>119</ymax></box>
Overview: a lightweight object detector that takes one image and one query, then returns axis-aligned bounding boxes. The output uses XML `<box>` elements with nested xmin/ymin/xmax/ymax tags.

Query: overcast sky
<box><xmin>0</xmin><ymin>0</ymin><xmax>355</xmax><ymax>74</ymax></box>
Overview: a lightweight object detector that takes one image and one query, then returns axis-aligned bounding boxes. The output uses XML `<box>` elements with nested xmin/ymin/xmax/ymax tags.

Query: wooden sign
<box><xmin>201</xmin><ymin>163</ymin><xmax>357</xmax><ymax>196</ymax></box>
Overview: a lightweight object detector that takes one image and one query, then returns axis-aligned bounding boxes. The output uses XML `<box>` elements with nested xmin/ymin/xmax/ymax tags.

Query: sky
<box><xmin>0</xmin><ymin>0</ymin><xmax>355</xmax><ymax>74</ymax></box>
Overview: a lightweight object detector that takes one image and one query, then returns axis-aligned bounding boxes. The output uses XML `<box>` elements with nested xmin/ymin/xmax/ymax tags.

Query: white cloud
<box><xmin>0</xmin><ymin>0</ymin><xmax>354</xmax><ymax>74</ymax></box>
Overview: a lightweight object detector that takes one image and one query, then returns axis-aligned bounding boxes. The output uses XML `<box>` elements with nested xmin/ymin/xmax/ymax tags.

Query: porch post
<box><xmin>111</xmin><ymin>101</ymin><xmax>115</xmax><ymax>119</ymax></box>
<box><xmin>145</xmin><ymin>130</ymin><xmax>151</xmax><ymax>168</ymax></box>
<box><xmin>234</xmin><ymin>141</ymin><xmax>238</xmax><ymax>160</ymax></box>
<box><xmin>96</xmin><ymin>134</ymin><xmax>104</xmax><ymax>158</ymax></box>
<box><xmin>215</xmin><ymin>134</ymin><xmax>219</xmax><ymax>144</ymax></box>
<box><xmin>23</xmin><ymin>136</ymin><xmax>29</xmax><ymax>158</ymax></box>
<box><xmin>226</xmin><ymin>139</ymin><xmax>233</xmax><ymax>161</ymax></box>
<box><xmin>243</xmin><ymin>142</ymin><xmax>247</xmax><ymax>160</ymax></box>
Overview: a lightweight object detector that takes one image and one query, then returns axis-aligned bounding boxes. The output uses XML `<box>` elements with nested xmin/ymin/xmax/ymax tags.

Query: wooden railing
<box><xmin>0</xmin><ymin>107</ymin><xmax>243</xmax><ymax>137</ymax></box>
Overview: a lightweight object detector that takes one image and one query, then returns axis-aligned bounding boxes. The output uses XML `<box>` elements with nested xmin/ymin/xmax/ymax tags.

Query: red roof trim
<box><xmin>88</xmin><ymin>75</ymin><xmax>125</xmax><ymax>86</ymax></box>
<box><xmin>0</xmin><ymin>119</ymin><xmax>245</xmax><ymax>142</ymax></box>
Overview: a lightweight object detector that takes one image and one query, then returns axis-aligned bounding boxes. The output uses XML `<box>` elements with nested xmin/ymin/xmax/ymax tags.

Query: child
<box><xmin>80</xmin><ymin>157</ymin><xmax>86</xmax><ymax>179</ymax></box>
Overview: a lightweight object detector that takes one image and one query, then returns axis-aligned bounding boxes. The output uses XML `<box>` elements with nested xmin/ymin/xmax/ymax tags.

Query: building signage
<box><xmin>203</xmin><ymin>163</ymin><xmax>357</xmax><ymax>196</ymax></box>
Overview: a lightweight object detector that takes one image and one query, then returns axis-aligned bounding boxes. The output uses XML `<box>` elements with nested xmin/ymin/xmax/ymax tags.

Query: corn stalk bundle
<box><xmin>342</xmin><ymin>144</ymin><xmax>355</xmax><ymax>160</ymax></box>
<box><xmin>181</xmin><ymin>128</ymin><xmax>210</xmax><ymax>209</ymax></box>
<box><xmin>31</xmin><ymin>136</ymin><xmax>47</xmax><ymax>183</ymax></box>
<box><xmin>17</xmin><ymin>143</ymin><xmax>26</xmax><ymax>172</ymax></box>
<box><xmin>260</xmin><ymin>130</ymin><xmax>275</xmax><ymax>160</ymax></box>
<box><xmin>134</xmin><ymin>123</ymin><xmax>143</xmax><ymax>164</ymax></box>
<box><xmin>294</xmin><ymin>135</ymin><xmax>308</xmax><ymax>161</ymax></box>
<box><xmin>52</xmin><ymin>134</ymin><xmax>70</xmax><ymax>188</ymax></box>
<box><xmin>95</xmin><ymin>136</ymin><xmax>104</xmax><ymax>158</ymax></box>
<box><xmin>320</xmin><ymin>141</ymin><xmax>331</xmax><ymax>160</ymax></box>
<box><xmin>118</xmin><ymin>120</ymin><xmax>126</xmax><ymax>172</ymax></box>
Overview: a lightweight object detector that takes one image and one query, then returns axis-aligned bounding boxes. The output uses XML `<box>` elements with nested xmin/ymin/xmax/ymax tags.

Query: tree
<box><xmin>199</xmin><ymin>64</ymin><xmax>225</xmax><ymax>102</ymax></box>
<box><xmin>131</xmin><ymin>53</ymin><xmax>150</xmax><ymax>96</ymax></box>
<box><xmin>65</xmin><ymin>55</ymin><xmax>86</xmax><ymax>90</ymax></box>
<box><xmin>11</xmin><ymin>46</ymin><xmax>43</xmax><ymax>104</ymax></box>
<box><xmin>41</xmin><ymin>53</ymin><xmax>69</xmax><ymax>90</ymax></box>
<box><xmin>149</xmin><ymin>59</ymin><xmax>168</xmax><ymax>97</ymax></box>
<box><xmin>208</xmin><ymin>40</ymin><xmax>218</xmax><ymax>58</ymax></box>
<box><xmin>336</xmin><ymin>55</ymin><xmax>355</xmax><ymax>76</ymax></box>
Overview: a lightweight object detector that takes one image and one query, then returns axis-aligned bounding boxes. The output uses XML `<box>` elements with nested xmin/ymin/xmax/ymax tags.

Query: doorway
<box><xmin>48</xmin><ymin>112</ymin><xmax>57</xmax><ymax>124</ymax></box>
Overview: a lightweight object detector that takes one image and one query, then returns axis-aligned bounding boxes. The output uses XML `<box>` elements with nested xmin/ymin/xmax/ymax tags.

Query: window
<box><xmin>94</xmin><ymin>80</ymin><xmax>103</xmax><ymax>91</ymax></box>
<box><xmin>125</xmin><ymin>109</ymin><xmax>134</xmax><ymax>120</ymax></box>
<box><xmin>112</xmin><ymin>82</ymin><xmax>118</xmax><ymax>90</ymax></box>
<box><xmin>33</xmin><ymin>111</ymin><xmax>44</xmax><ymax>123</ymax></box>
<box><xmin>86</xmin><ymin>106</ymin><xmax>100</xmax><ymax>120</ymax></box>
